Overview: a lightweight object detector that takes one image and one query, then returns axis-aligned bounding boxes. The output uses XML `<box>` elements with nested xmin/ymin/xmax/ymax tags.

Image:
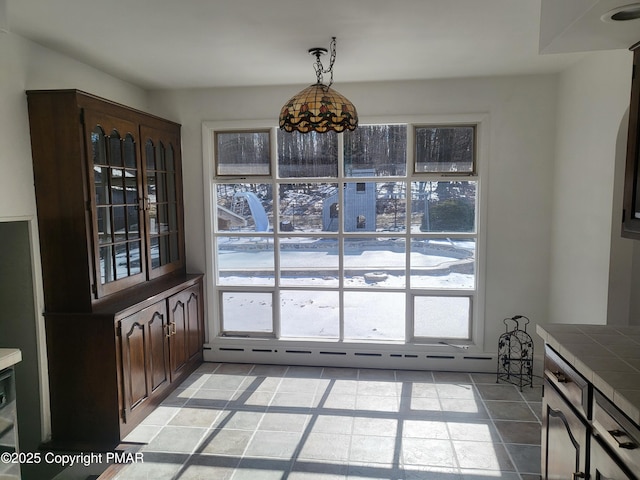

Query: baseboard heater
<box><xmin>206</xmin><ymin>343</ymin><xmax>500</xmax><ymax>373</ymax></box>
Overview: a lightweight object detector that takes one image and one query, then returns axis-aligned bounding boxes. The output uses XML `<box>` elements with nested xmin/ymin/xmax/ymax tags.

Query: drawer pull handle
<box><xmin>551</xmin><ymin>370</ymin><xmax>569</xmax><ymax>383</ymax></box>
<box><xmin>608</xmin><ymin>429</ymin><xmax>639</xmax><ymax>449</ymax></box>
<box><xmin>572</xmin><ymin>472</ymin><xmax>586</xmax><ymax>479</ymax></box>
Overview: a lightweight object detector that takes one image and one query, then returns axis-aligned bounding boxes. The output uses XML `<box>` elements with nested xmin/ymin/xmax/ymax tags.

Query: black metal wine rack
<box><xmin>496</xmin><ymin>315</ymin><xmax>534</xmax><ymax>391</ymax></box>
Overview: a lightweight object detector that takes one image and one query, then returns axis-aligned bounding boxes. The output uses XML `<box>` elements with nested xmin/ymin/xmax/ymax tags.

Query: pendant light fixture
<box><xmin>279</xmin><ymin>37</ymin><xmax>358</xmax><ymax>134</ymax></box>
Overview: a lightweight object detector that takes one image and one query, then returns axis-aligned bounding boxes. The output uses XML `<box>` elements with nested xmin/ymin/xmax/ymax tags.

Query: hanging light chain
<box><xmin>326</xmin><ymin>37</ymin><xmax>336</xmax><ymax>88</ymax></box>
<box><xmin>312</xmin><ymin>37</ymin><xmax>337</xmax><ymax>87</ymax></box>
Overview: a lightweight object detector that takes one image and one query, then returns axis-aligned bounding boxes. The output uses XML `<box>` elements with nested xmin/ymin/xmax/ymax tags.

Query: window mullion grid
<box><xmin>472</xmin><ymin>176</ymin><xmax>480</xmax><ymax>292</ymax></box>
<box><xmin>405</xmin><ymin>128</ymin><xmax>417</xmax><ymax>344</ymax></box>
<box><xmin>405</xmin><ymin>170</ymin><xmax>413</xmax><ymax>344</ymax></box>
<box><xmin>271</xmin><ymin>126</ymin><xmax>281</xmax><ymax>339</ymax></box>
<box><xmin>411</xmin><ymin>168</ymin><xmax>479</xmax><ymax>344</ymax></box>
<box><xmin>273</xmin><ymin>181</ymin><xmax>281</xmax><ymax>339</ymax></box>
<box><xmin>211</xmin><ymin>122</ymin><xmax>479</xmax><ymax>346</ymax></box>
<box><xmin>337</xmin><ymin>133</ymin><xmax>345</xmax><ymax>342</ymax></box>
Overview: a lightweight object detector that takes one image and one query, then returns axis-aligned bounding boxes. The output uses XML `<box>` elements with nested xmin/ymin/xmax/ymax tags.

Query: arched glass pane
<box><xmin>108</xmin><ymin>130</ymin><xmax>122</xmax><ymax>167</ymax></box>
<box><xmin>157</xmin><ymin>142</ymin><xmax>166</xmax><ymax>171</ymax></box>
<box><xmin>145</xmin><ymin>140</ymin><xmax>155</xmax><ymax>170</ymax></box>
<box><xmin>166</xmin><ymin>144</ymin><xmax>175</xmax><ymax>171</ymax></box>
<box><xmin>123</xmin><ymin>134</ymin><xmax>136</xmax><ymax>168</ymax></box>
<box><xmin>91</xmin><ymin>127</ymin><xmax>107</xmax><ymax>165</ymax></box>
<box><xmin>92</xmin><ymin>127</ymin><xmax>110</xmax><ymax>204</ymax></box>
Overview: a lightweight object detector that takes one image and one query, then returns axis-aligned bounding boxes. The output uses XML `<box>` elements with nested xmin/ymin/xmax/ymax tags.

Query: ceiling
<box><xmin>4</xmin><ymin>0</ymin><xmax>639</xmax><ymax>90</ymax></box>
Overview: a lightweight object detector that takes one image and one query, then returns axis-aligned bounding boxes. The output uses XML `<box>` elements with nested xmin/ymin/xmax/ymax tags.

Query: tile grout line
<box><xmin>470</xmin><ymin>376</ymin><xmax>518</xmax><ymax>478</ymax></box>
<box><xmin>182</xmin><ymin>362</ymin><xmax>244</xmax><ymax>478</ymax></box>
<box><xmin>239</xmin><ymin>364</ymin><xmax>286</xmax><ymax>465</ymax></box>
<box><xmin>115</xmin><ymin>364</ymin><xmax>542</xmax><ymax>479</ymax></box>
<box><xmin>434</xmin><ymin>372</ymin><xmax>464</xmax><ymax>475</ymax></box>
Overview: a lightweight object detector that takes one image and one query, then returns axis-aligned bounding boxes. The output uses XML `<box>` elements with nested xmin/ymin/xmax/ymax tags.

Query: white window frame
<box><xmin>202</xmin><ymin>114</ymin><xmax>489</xmax><ymax>365</ymax></box>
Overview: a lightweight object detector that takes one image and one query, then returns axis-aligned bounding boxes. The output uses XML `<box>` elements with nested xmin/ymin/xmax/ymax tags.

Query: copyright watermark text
<box><xmin>1</xmin><ymin>451</ymin><xmax>144</xmax><ymax>467</ymax></box>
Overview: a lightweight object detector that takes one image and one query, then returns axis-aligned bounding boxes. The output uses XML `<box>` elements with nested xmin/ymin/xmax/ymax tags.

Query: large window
<box><xmin>208</xmin><ymin>121</ymin><xmax>481</xmax><ymax>347</ymax></box>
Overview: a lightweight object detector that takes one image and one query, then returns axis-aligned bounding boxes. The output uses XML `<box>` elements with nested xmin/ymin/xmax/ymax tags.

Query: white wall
<box><xmin>150</xmin><ymin>73</ymin><xmax>559</xmax><ymax>353</ymax></box>
<box><xmin>0</xmin><ymin>31</ymin><xmax>148</xmax><ymax>462</ymax></box>
<box><xmin>550</xmin><ymin>49</ymin><xmax>633</xmax><ymax>325</ymax></box>
<box><xmin>0</xmin><ymin>33</ymin><xmax>149</xmax><ymax>220</ymax></box>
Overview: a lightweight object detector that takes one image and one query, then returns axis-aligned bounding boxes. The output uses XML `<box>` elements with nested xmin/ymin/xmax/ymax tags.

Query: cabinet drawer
<box><xmin>593</xmin><ymin>389</ymin><xmax>640</xmax><ymax>475</ymax></box>
<box><xmin>544</xmin><ymin>345</ymin><xmax>590</xmax><ymax>419</ymax></box>
<box><xmin>590</xmin><ymin>434</ymin><xmax>637</xmax><ymax>480</ymax></box>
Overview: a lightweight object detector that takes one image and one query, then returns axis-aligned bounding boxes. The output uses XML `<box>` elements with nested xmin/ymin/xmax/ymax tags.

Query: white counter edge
<box><xmin>0</xmin><ymin>348</ymin><xmax>22</xmax><ymax>370</ymax></box>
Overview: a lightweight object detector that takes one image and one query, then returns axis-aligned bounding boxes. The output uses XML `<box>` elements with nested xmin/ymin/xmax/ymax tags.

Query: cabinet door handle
<box><xmin>551</xmin><ymin>370</ymin><xmax>569</xmax><ymax>383</ymax></box>
<box><xmin>171</xmin><ymin>321</ymin><xmax>177</xmax><ymax>336</ymax></box>
<box><xmin>165</xmin><ymin>324</ymin><xmax>172</xmax><ymax>339</ymax></box>
<box><xmin>608</xmin><ymin>429</ymin><xmax>639</xmax><ymax>449</ymax></box>
<box><xmin>572</xmin><ymin>473</ymin><xmax>585</xmax><ymax>480</ymax></box>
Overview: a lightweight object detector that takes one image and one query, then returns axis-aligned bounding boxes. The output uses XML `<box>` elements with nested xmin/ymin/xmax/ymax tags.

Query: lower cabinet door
<box><xmin>590</xmin><ymin>436</ymin><xmax>636</xmax><ymax>480</ymax></box>
<box><xmin>542</xmin><ymin>380</ymin><xmax>589</xmax><ymax>480</ymax></box>
<box><xmin>119</xmin><ymin>300</ymin><xmax>170</xmax><ymax>423</ymax></box>
<box><xmin>167</xmin><ymin>283</ymin><xmax>203</xmax><ymax>380</ymax></box>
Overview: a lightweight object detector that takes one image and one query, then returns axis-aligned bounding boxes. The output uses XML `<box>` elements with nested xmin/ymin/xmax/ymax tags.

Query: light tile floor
<box><xmin>106</xmin><ymin>363</ymin><xmax>542</xmax><ymax>480</ymax></box>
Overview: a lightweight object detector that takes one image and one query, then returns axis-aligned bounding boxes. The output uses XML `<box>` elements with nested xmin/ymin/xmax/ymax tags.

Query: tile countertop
<box><xmin>536</xmin><ymin>324</ymin><xmax>640</xmax><ymax>425</ymax></box>
<box><xmin>0</xmin><ymin>348</ymin><xmax>22</xmax><ymax>371</ymax></box>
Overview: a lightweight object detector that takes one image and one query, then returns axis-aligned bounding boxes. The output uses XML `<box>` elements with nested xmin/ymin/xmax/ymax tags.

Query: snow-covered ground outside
<box><xmin>217</xmin><ymin>240</ymin><xmax>474</xmax><ymax>341</ymax></box>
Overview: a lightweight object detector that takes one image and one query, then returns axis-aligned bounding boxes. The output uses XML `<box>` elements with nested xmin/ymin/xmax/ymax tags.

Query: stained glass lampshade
<box><xmin>279</xmin><ymin>83</ymin><xmax>358</xmax><ymax>134</ymax></box>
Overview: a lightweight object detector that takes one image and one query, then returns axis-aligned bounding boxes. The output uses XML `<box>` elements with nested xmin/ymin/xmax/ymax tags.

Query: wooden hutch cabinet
<box><xmin>26</xmin><ymin>90</ymin><xmax>204</xmax><ymax>450</ymax></box>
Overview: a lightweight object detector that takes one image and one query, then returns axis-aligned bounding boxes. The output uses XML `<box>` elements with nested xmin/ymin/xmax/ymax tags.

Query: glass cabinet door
<box><xmin>85</xmin><ymin>111</ymin><xmax>145</xmax><ymax>297</ymax></box>
<box><xmin>141</xmin><ymin>125</ymin><xmax>184</xmax><ymax>278</ymax></box>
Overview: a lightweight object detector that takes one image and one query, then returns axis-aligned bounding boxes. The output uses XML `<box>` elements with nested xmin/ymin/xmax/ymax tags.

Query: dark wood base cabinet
<box><xmin>45</xmin><ymin>274</ymin><xmax>203</xmax><ymax>451</ymax></box>
<box><xmin>542</xmin><ymin>345</ymin><xmax>640</xmax><ymax>480</ymax></box>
